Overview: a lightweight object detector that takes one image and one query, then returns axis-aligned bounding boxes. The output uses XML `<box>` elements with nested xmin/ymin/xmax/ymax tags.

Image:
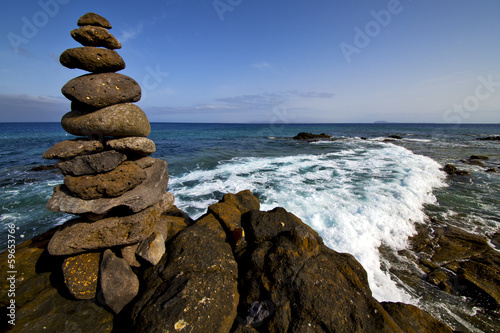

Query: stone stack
<box><xmin>42</xmin><ymin>13</ymin><xmax>173</xmax><ymax>314</ymax></box>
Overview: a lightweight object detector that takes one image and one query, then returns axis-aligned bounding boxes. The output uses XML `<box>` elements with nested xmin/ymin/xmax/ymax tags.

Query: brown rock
<box><xmin>47</xmin><ymin>203</ymin><xmax>162</xmax><ymax>256</ymax></box>
<box><xmin>100</xmin><ymin>249</ymin><xmax>139</xmax><ymax>314</ymax></box>
<box><xmin>61</xmin><ymin>103</ymin><xmax>150</xmax><ymax>138</ymax></box>
<box><xmin>56</xmin><ymin>150</ymin><xmax>127</xmax><ymax>176</ymax></box>
<box><xmin>71</xmin><ymin>26</ymin><xmax>121</xmax><ymax>49</ymax></box>
<box><xmin>64</xmin><ymin>161</ymin><xmax>146</xmax><ymax>199</ymax></box>
<box><xmin>47</xmin><ymin>159</ymin><xmax>171</xmax><ymax>215</ymax></box>
<box><xmin>42</xmin><ymin>139</ymin><xmax>103</xmax><ymax>159</ymax></box>
<box><xmin>208</xmin><ymin>201</ymin><xmax>242</xmax><ymax>232</ymax></box>
<box><xmin>443</xmin><ymin>164</ymin><xmax>470</xmax><ymax>176</ymax></box>
<box><xmin>121</xmin><ymin>243</ymin><xmax>141</xmax><ymax>267</ymax></box>
<box><xmin>133</xmin><ymin>156</ymin><xmax>157</xmax><ymax>169</ymax></box>
<box><xmin>106</xmin><ymin>137</ymin><xmax>156</xmax><ymax>156</ymax></box>
<box><xmin>60</xmin><ymin>47</ymin><xmax>125</xmax><ymax>73</ymax></box>
<box><xmin>62</xmin><ymin>252</ymin><xmax>101</xmax><ymax>300</ymax></box>
<box><xmin>77</xmin><ymin>12</ymin><xmax>112</xmax><ymax>29</ymax></box>
<box><xmin>221</xmin><ymin>189</ymin><xmax>260</xmax><ymax>213</ymax></box>
<box><xmin>382</xmin><ymin>302</ymin><xmax>453</xmax><ymax>333</ymax></box>
<box><xmin>61</xmin><ymin>73</ymin><xmax>141</xmax><ymax>108</ymax></box>
<box><xmin>136</xmin><ymin>232</ymin><xmax>166</xmax><ymax>266</ymax></box>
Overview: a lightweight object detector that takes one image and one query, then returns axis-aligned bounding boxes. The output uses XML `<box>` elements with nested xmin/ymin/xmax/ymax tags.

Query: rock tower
<box><xmin>42</xmin><ymin>13</ymin><xmax>174</xmax><ymax>314</ymax></box>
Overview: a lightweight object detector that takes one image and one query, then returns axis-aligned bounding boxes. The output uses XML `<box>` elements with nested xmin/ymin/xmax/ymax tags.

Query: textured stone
<box><xmin>61</xmin><ymin>73</ymin><xmax>141</xmax><ymax>108</ymax></box>
<box><xmin>100</xmin><ymin>249</ymin><xmax>139</xmax><ymax>314</ymax></box>
<box><xmin>134</xmin><ymin>156</ymin><xmax>157</xmax><ymax>169</ymax></box>
<box><xmin>47</xmin><ymin>203</ymin><xmax>162</xmax><ymax>256</ymax></box>
<box><xmin>222</xmin><ymin>189</ymin><xmax>260</xmax><ymax>213</ymax></box>
<box><xmin>61</xmin><ymin>103</ymin><xmax>150</xmax><ymax>138</ymax></box>
<box><xmin>43</xmin><ymin>139</ymin><xmax>103</xmax><ymax>160</ymax></box>
<box><xmin>71</xmin><ymin>26</ymin><xmax>121</xmax><ymax>49</ymax></box>
<box><xmin>106</xmin><ymin>137</ymin><xmax>156</xmax><ymax>156</ymax></box>
<box><xmin>121</xmin><ymin>243</ymin><xmax>141</xmax><ymax>267</ymax></box>
<box><xmin>77</xmin><ymin>12</ymin><xmax>112</xmax><ymax>29</ymax></box>
<box><xmin>64</xmin><ymin>161</ymin><xmax>146</xmax><ymax>199</ymax></box>
<box><xmin>382</xmin><ymin>302</ymin><xmax>453</xmax><ymax>333</ymax></box>
<box><xmin>136</xmin><ymin>232</ymin><xmax>165</xmax><ymax>266</ymax></box>
<box><xmin>62</xmin><ymin>252</ymin><xmax>100</xmax><ymax>300</ymax></box>
<box><xmin>47</xmin><ymin>159</ymin><xmax>171</xmax><ymax>215</ymax></box>
<box><xmin>57</xmin><ymin>150</ymin><xmax>126</xmax><ymax>176</ymax></box>
<box><xmin>60</xmin><ymin>47</ymin><xmax>125</xmax><ymax>73</ymax></box>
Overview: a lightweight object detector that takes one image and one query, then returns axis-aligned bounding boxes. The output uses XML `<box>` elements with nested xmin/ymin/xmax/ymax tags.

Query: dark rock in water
<box><xmin>60</xmin><ymin>47</ymin><xmax>125</xmax><ymax>73</ymax></box>
<box><xmin>61</xmin><ymin>73</ymin><xmax>141</xmax><ymax>108</ymax></box>
<box><xmin>388</xmin><ymin>135</ymin><xmax>403</xmax><ymax>139</ymax></box>
<box><xmin>62</xmin><ymin>103</ymin><xmax>150</xmax><ymax>138</ymax></box>
<box><xmin>382</xmin><ymin>302</ymin><xmax>453</xmax><ymax>333</ymax></box>
<box><xmin>443</xmin><ymin>164</ymin><xmax>470</xmax><ymax>176</ymax></box>
<box><xmin>470</xmin><ymin>155</ymin><xmax>489</xmax><ymax>160</ymax></box>
<box><xmin>465</xmin><ymin>159</ymin><xmax>485</xmax><ymax>166</ymax></box>
<box><xmin>43</xmin><ymin>138</ymin><xmax>104</xmax><ymax>160</ymax></box>
<box><xmin>486</xmin><ymin>167</ymin><xmax>498</xmax><ymax>173</ymax></box>
<box><xmin>477</xmin><ymin>136</ymin><xmax>500</xmax><ymax>141</ymax></box>
<box><xmin>64</xmin><ymin>161</ymin><xmax>146</xmax><ymax>199</ymax></box>
<box><xmin>100</xmin><ymin>249</ymin><xmax>139</xmax><ymax>314</ymax></box>
<box><xmin>56</xmin><ymin>150</ymin><xmax>127</xmax><ymax>176</ymax></box>
<box><xmin>293</xmin><ymin>132</ymin><xmax>332</xmax><ymax>140</ymax></box>
<box><xmin>77</xmin><ymin>12</ymin><xmax>112</xmax><ymax>29</ymax></box>
<box><xmin>47</xmin><ymin>159</ymin><xmax>170</xmax><ymax>216</ymax></box>
<box><xmin>106</xmin><ymin>137</ymin><xmax>156</xmax><ymax>156</ymax></box>
<box><xmin>47</xmin><ymin>202</ymin><xmax>162</xmax><ymax>255</ymax></box>
<box><xmin>62</xmin><ymin>252</ymin><xmax>101</xmax><ymax>300</ymax></box>
<box><xmin>71</xmin><ymin>25</ymin><xmax>121</xmax><ymax>49</ymax></box>
<box><xmin>131</xmin><ymin>214</ymin><xmax>239</xmax><ymax>333</ymax></box>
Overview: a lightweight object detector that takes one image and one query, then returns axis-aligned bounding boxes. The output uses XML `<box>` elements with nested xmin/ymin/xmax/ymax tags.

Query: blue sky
<box><xmin>1</xmin><ymin>0</ymin><xmax>499</xmax><ymax>123</ymax></box>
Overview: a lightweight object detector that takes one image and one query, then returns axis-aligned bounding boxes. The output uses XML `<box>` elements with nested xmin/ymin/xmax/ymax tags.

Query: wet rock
<box><xmin>136</xmin><ymin>232</ymin><xmax>166</xmax><ymax>266</ymax></box>
<box><xmin>431</xmin><ymin>226</ymin><xmax>489</xmax><ymax>264</ymax></box>
<box><xmin>293</xmin><ymin>132</ymin><xmax>332</xmax><ymax>140</ymax></box>
<box><xmin>47</xmin><ymin>159</ymin><xmax>170</xmax><ymax>216</ymax></box>
<box><xmin>443</xmin><ymin>164</ymin><xmax>470</xmax><ymax>176</ymax></box>
<box><xmin>62</xmin><ymin>252</ymin><xmax>101</xmax><ymax>299</ymax></box>
<box><xmin>425</xmin><ymin>268</ymin><xmax>452</xmax><ymax>292</ymax></box>
<box><xmin>47</xmin><ymin>203</ymin><xmax>162</xmax><ymax>255</ymax></box>
<box><xmin>131</xmin><ymin>214</ymin><xmax>239</xmax><ymax>333</ymax></box>
<box><xmin>388</xmin><ymin>134</ymin><xmax>403</xmax><ymax>140</ymax></box>
<box><xmin>64</xmin><ymin>161</ymin><xmax>146</xmax><ymax>199</ymax></box>
<box><xmin>106</xmin><ymin>137</ymin><xmax>156</xmax><ymax>156</ymax></box>
<box><xmin>56</xmin><ymin>150</ymin><xmax>126</xmax><ymax>176</ymax></box>
<box><xmin>382</xmin><ymin>302</ymin><xmax>453</xmax><ymax>333</ymax></box>
<box><xmin>477</xmin><ymin>136</ymin><xmax>500</xmax><ymax>141</ymax></box>
<box><xmin>61</xmin><ymin>73</ymin><xmax>140</xmax><ymax>108</ymax></box>
<box><xmin>470</xmin><ymin>155</ymin><xmax>489</xmax><ymax>160</ymax></box>
<box><xmin>77</xmin><ymin>12</ymin><xmax>112</xmax><ymax>29</ymax></box>
<box><xmin>28</xmin><ymin>164</ymin><xmax>58</xmax><ymax>172</ymax></box>
<box><xmin>43</xmin><ymin>138</ymin><xmax>103</xmax><ymax>160</ymax></box>
<box><xmin>71</xmin><ymin>25</ymin><xmax>121</xmax><ymax>49</ymax></box>
<box><xmin>60</xmin><ymin>47</ymin><xmax>125</xmax><ymax>73</ymax></box>
<box><xmin>100</xmin><ymin>249</ymin><xmax>139</xmax><ymax>314</ymax></box>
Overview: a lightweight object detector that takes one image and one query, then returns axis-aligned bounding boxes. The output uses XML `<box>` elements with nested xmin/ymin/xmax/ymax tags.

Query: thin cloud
<box><xmin>120</xmin><ymin>23</ymin><xmax>144</xmax><ymax>43</ymax></box>
<box><xmin>252</xmin><ymin>62</ymin><xmax>272</xmax><ymax>69</ymax></box>
<box><xmin>0</xmin><ymin>94</ymin><xmax>67</xmax><ymax>122</ymax></box>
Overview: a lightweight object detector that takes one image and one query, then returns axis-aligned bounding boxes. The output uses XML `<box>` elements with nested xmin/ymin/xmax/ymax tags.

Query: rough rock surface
<box><xmin>64</xmin><ymin>161</ymin><xmax>146</xmax><ymax>199</ymax></box>
<box><xmin>43</xmin><ymin>138</ymin><xmax>103</xmax><ymax>160</ymax></box>
<box><xmin>122</xmin><ymin>243</ymin><xmax>141</xmax><ymax>267</ymax></box>
<box><xmin>47</xmin><ymin>203</ymin><xmax>162</xmax><ymax>255</ymax></box>
<box><xmin>100</xmin><ymin>249</ymin><xmax>140</xmax><ymax>314</ymax></box>
<box><xmin>60</xmin><ymin>46</ymin><xmax>125</xmax><ymax>73</ymax></box>
<box><xmin>382</xmin><ymin>302</ymin><xmax>453</xmax><ymax>333</ymax></box>
<box><xmin>71</xmin><ymin>25</ymin><xmax>121</xmax><ymax>49</ymax></box>
<box><xmin>106</xmin><ymin>137</ymin><xmax>156</xmax><ymax>156</ymax></box>
<box><xmin>57</xmin><ymin>150</ymin><xmax>127</xmax><ymax>176</ymax></box>
<box><xmin>47</xmin><ymin>159</ymin><xmax>170</xmax><ymax>216</ymax></box>
<box><xmin>77</xmin><ymin>12</ymin><xmax>112</xmax><ymax>29</ymax></box>
<box><xmin>62</xmin><ymin>252</ymin><xmax>101</xmax><ymax>300</ymax></box>
<box><xmin>136</xmin><ymin>232</ymin><xmax>166</xmax><ymax>266</ymax></box>
<box><xmin>293</xmin><ymin>132</ymin><xmax>332</xmax><ymax>140</ymax></box>
<box><xmin>443</xmin><ymin>164</ymin><xmax>470</xmax><ymax>176</ymax></box>
<box><xmin>61</xmin><ymin>73</ymin><xmax>141</xmax><ymax>108</ymax></box>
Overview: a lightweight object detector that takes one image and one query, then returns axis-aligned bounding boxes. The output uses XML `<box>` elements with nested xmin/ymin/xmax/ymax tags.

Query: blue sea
<box><xmin>1</xmin><ymin>122</ymin><xmax>499</xmax><ymax>331</ymax></box>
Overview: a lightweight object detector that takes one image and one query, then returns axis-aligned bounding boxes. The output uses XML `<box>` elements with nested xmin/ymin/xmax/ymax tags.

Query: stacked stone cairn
<box><xmin>42</xmin><ymin>13</ymin><xmax>174</xmax><ymax>314</ymax></box>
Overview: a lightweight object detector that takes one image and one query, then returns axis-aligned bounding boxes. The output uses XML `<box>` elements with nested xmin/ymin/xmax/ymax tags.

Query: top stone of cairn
<box><xmin>77</xmin><ymin>12</ymin><xmax>112</xmax><ymax>29</ymax></box>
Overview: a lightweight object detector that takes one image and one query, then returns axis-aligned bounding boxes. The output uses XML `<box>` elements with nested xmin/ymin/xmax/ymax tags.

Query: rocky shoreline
<box><xmin>1</xmin><ymin>190</ymin><xmax>455</xmax><ymax>332</ymax></box>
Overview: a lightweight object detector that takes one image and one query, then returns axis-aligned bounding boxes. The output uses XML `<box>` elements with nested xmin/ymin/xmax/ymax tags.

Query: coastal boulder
<box><xmin>61</xmin><ymin>73</ymin><xmax>141</xmax><ymax>108</ymax></box>
<box><xmin>56</xmin><ymin>150</ymin><xmax>127</xmax><ymax>176</ymax></box>
<box><xmin>71</xmin><ymin>25</ymin><xmax>121</xmax><ymax>49</ymax></box>
<box><xmin>136</xmin><ymin>232</ymin><xmax>166</xmax><ymax>266</ymax></box>
<box><xmin>60</xmin><ymin>47</ymin><xmax>125</xmax><ymax>73</ymax></box>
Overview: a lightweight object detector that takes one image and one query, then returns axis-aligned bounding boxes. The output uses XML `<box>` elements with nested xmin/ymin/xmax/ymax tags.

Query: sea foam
<box><xmin>169</xmin><ymin>143</ymin><xmax>446</xmax><ymax>302</ymax></box>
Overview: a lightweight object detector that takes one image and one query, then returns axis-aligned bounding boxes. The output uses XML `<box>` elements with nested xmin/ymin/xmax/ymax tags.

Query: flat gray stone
<box><xmin>121</xmin><ymin>243</ymin><xmax>141</xmax><ymax>268</ymax></box>
<box><xmin>106</xmin><ymin>137</ymin><xmax>156</xmax><ymax>156</ymax></box>
<box><xmin>47</xmin><ymin>159</ymin><xmax>171</xmax><ymax>215</ymax></box>
<box><xmin>57</xmin><ymin>150</ymin><xmax>126</xmax><ymax>176</ymax></box>
<box><xmin>43</xmin><ymin>139</ymin><xmax>103</xmax><ymax>160</ymax></box>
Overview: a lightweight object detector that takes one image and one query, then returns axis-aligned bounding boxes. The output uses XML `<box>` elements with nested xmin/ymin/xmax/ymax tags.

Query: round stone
<box><xmin>60</xmin><ymin>47</ymin><xmax>125</xmax><ymax>73</ymax></box>
<box><xmin>71</xmin><ymin>26</ymin><xmax>121</xmax><ymax>49</ymax></box>
<box><xmin>61</xmin><ymin>103</ymin><xmax>151</xmax><ymax>138</ymax></box>
<box><xmin>77</xmin><ymin>13</ymin><xmax>112</xmax><ymax>29</ymax></box>
<box><xmin>61</xmin><ymin>73</ymin><xmax>141</xmax><ymax>108</ymax></box>
<box><xmin>106</xmin><ymin>137</ymin><xmax>156</xmax><ymax>156</ymax></box>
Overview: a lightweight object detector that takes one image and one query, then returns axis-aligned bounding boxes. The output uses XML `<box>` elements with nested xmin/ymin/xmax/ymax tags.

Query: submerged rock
<box><xmin>293</xmin><ymin>132</ymin><xmax>332</xmax><ymax>140</ymax></box>
<box><xmin>443</xmin><ymin>164</ymin><xmax>470</xmax><ymax>176</ymax></box>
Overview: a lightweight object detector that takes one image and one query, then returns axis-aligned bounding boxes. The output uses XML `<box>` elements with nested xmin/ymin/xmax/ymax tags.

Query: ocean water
<box><xmin>1</xmin><ymin>122</ymin><xmax>499</xmax><ymax>331</ymax></box>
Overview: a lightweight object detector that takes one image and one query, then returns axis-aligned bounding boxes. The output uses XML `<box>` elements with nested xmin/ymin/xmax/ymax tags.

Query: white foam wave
<box><xmin>168</xmin><ymin>144</ymin><xmax>446</xmax><ymax>302</ymax></box>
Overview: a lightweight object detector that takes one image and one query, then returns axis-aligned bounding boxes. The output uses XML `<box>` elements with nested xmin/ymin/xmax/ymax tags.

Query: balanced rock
<box><xmin>106</xmin><ymin>137</ymin><xmax>156</xmax><ymax>156</ymax></box>
<box><xmin>61</xmin><ymin>103</ymin><xmax>150</xmax><ymax>138</ymax></box>
<box><xmin>71</xmin><ymin>26</ymin><xmax>121</xmax><ymax>49</ymax></box>
<box><xmin>121</xmin><ymin>243</ymin><xmax>141</xmax><ymax>267</ymax></box>
<box><xmin>43</xmin><ymin>139</ymin><xmax>103</xmax><ymax>160</ymax></box>
<box><xmin>64</xmin><ymin>161</ymin><xmax>146</xmax><ymax>199</ymax></box>
<box><xmin>60</xmin><ymin>47</ymin><xmax>125</xmax><ymax>73</ymax></box>
<box><xmin>100</xmin><ymin>249</ymin><xmax>139</xmax><ymax>314</ymax></box>
<box><xmin>47</xmin><ymin>202</ymin><xmax>163</xmax><ymax>256</ymax></box>
<box><xmin>136</xmin><ymin>232</ymin><xmax>165</xmax><ymax>266</ymax></box>
<box><xmin>77</xmin><ymin>12</ymin><xmax>112</xmax><ymax>29</ymax></box>
<box><xmin>62</xmin><ymin>252</ymin><xmax>101</xmax><ymax>300</ymax></box>
<box><xmin>47</xmin><ymin>159</ymin><xmax>170</xmax><ymax>215</ymax></box>
<box><xmin>61</xmin><ymin>73</ymin><xmax>141</xmax><ymax>108</ymax></box>
<box><xmin>57</xmin><ymin>150</ymin><xmax>127</xmax><ymax>176</ymax></box>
